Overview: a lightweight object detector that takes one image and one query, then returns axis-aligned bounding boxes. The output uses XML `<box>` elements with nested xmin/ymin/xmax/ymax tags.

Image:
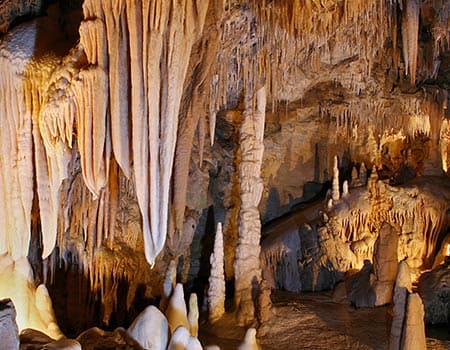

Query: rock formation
<box><xmin>127</xmin><ymin>305</ymin><xmax>169</xmax><ymax>350</ymax></box>
<box><xmin>331</xmin><ymin>155</ymin><xmax>340</xmax><ymax>202</ymax></box>
<box><xmin>234</xmin><ymin>86</ymin><xmax>266</xmax><ymax>325</ymax></box>
<box><xmin>373</xmin><ymin>222</ymin><xmax>399</xmax><ymax>306</ymax></box>
<box><xmin>390</xmin><ymin>261</ymin><xmax>413</xmax><ymax>350</ymax></box>
<box><xmin>165</xmin><ymin>284</ymin><xmax>190</xmax><ymax>334</ymax></box>
<box><xmin>208</xmin><ymin>223</ymin><xmax>225</xmax><ymax>323</ymax></box>
<box><xmin>401</xmin><ymin>293</ymin><xmax>427</xmax><ymax>350</ymax></box>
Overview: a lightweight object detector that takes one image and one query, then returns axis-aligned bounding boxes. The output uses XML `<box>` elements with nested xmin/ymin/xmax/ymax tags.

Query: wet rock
<box><xmin>76</xmin><ymin>327</ymin><xmax>143</xmax><ymax>350</ymax></box>
<box><xmin>418</xmin><ymin>257</ymin><xmax>450</xmax><ymax>324</ymax></box>
<box><xmin>20</xmin><ymin>329</ymin><xmax>54</xmax><ymax>350</ymax></box>
<box><xmin>0</xmin><ymin>299</ymin><xmax>19</xmax><ymax>350</ymax></box>
<box><xmin>42</xmin><ymin>339</ymin><xmax>81</xmax><ymax>350</ymax></box>
<box><xmin>346</xmin><ymin>260</ymin><xmax>376</xmax><ymax>308</ymax></box>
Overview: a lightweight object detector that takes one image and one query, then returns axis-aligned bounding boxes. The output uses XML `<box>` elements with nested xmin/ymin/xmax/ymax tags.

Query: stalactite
<box><xmin>172</xmin><ymin>7</ymin><xmax>222</xmax><ymax>237</ymax></box>
<box><xmin>234</xmin><ymin>86</ymin><xmax>266</xmax><ymax>325</ymax></box>
<box><xmin>402</xmin><ymin>0</ymin><xmax>420</xmax><ymax>83</ymax></box>
<box><xmin>102</xmin><ymin>0</ymin><xmax>130</xmax><ymax>179</ymax></box>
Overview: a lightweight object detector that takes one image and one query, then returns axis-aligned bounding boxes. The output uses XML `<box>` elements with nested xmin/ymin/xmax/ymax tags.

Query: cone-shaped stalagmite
<box><xmin>208</xmin><ymin>223</ymin><xmax>225</xmax><ymax>323</ymax></box>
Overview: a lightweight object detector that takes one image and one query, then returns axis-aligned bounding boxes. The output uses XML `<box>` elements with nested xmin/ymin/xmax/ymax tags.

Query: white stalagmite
<box><xmin>208</xmin><ymin>223</ymin><xmax>225</xmax><ymax>323</ymax></box>
<box><xmin>167</xmin><ymin>326</ymin><xmax>190</xmax><ymax>350</ymax></box>
<box><xmin>127</xmin><ymin>305</ymin><xmax>169</xmax><ymax>350</ymax></box>
<box><xmin>234</xmin><ymin>86</ymin><xmax>266</xmax><ymax>325</ymax></box>
<box><xmin>332</xmin><ymin>155</ymin><xmax>340</xmax><ymax>202</ymax></box>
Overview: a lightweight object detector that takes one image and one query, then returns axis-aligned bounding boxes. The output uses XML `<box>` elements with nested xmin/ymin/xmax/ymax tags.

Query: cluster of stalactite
<box><xmin>318</xmin><ymin>88</ymin><xmax>448</xmax><ymax>172</ymax></box>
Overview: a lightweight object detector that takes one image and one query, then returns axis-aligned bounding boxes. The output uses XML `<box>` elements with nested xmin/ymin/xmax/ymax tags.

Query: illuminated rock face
<box><xmin>262</xmin><ymin>178</ymin><xmax>450</xmax><ymax>293</ymax></box>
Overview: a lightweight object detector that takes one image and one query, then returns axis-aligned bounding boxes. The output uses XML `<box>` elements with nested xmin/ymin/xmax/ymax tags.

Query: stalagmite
<box><xmin>332</xmin><ymin>155</ymin><xmax>340</xmax><ymax>202</ymax></box>
<box><xmin>127</xmin><ymin>305</ymin><xmax>169</xmax><ymax>350</ymax></box>
<box><xmin>360</xmin><ymin>162</ymin><xmax>367</xmax><ymax>185</ymax></box>
<box><xmin>166</xmin><ymin>283</ymin><xmax>190</xmax><ymax>334</ymax></box>
<box><xmin>390</xmin><ymin>261</ymin><xmax>412</xmax><ymax>350</ymax></box>
<box><xmin>237</xmin><ymin>328</ymin><xmax>260</xmax><ymax>350</ymax></box>
<box><xmin>160</xmin><ymin>259</ymin><xmax>177</xmax><ymax>312</ymax></box>
<box><xmin>167</xmin><ymin>325</ymin><xmax>203</xmax><ymax>350</ymax></box>
<box><xmin>401</xmin><ymin>293</ymin><xmax>427</xmax><ymax>350</ymax></box>
<box><xmin>234</xmin><ymin>86</ymin><xmax>266</xmax><ymax>325</ymax></box>
<box><xmin>342</xmin><ymin>180</ymin><xmax>349</xmax><ymax>197</ymax></box>
<box><xmin>373</xmin><ymin>222</ymin><xmax>398</xmax><ymax>306</ymax></box>
<box><xmin>208</xmin><ymin>223</ymin><xmax>225</xmax><ymax>323</ymax></box>
<box><xmin>188</xmin><ymin>293</ymin><xmax>199</xmax><ymax>338</ymax></box>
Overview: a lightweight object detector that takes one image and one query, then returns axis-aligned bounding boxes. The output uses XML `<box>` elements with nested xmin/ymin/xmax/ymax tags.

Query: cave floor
<box><xmin>200</xmin><ymin>290</ymin><xmax>449</xmax><ymax>350</ymax></box>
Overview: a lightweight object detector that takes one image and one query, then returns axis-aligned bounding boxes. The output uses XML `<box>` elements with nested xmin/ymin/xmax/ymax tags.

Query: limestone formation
<box><xmin>160</xmin><ymin>259</ymin><xmax>177</xmax><ymax>312</ymax></box>
<box><xmin>390</xmin><ymin>261</ymin><xmax>412</xmax><ymax>350</ymax></box>
<box><xmin>166</xmin><ymin>283</ymin><xmax>190</xmax><ymax>334</ymax></box>
<box><xmin>127</xmin><ymin>305</ymin><xmax>169</xmax><ymax>350</ymax></box>
<box><xmin>331</xmin><ymin>155</ymin><xmax>340</xmax><ymax>202</ymax></box>
<box><xmin>373</xmin><ymin>222</ymin><xmax>398</xmax><ymax>306</ymax></box>
<box><xmin>342</xmin><ymin>180</ymin><xmax>349</xmax><ymax>197</ymax></box>
<box><xmin>188</xmin><ymin>293</ymin><xmax>199</xmax><ymax>337</ymax></box>
<box><xmin>359</xmin><ymin>163</ymin><xmax>367</xmax><ymax>186</ymax></box>
<box><xmin>237</xmin><ymin>328</ymin><xmax>260</xmax><ymax>350</ymax></box>
<box><xmin>0</xmin><ymin>256</ymin><xmax>62</xmax><ymax>339</ymax></box>
<box><xmin>208</xmin><ymin>223</ymin><xmax>225</xmax><ymax>323</ymax></box>
<box><xmin>167</xmin><ymin>326</ymin><xmax>195</xmax><ymax>350</ymax></box>
<box><xmin>256</xmin><ymin>279</ymin><xmax>272</xmax><ymax>324</ymax></box>
<box><xmin>0</xmin><ymin>299</ymin><xmax>19</xmax><ymax>350</ymax></box>
<box><xmin>401</xmin><ymin>293</ymin><xmax>427</xmax><ymax>350</ymax></box>
<box><xmin>234</xmin><ymin>86</ymin><xmax>266</xmax><ymax>325</ymax></box>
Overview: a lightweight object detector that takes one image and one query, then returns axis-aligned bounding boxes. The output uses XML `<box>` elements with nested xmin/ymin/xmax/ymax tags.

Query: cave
<box><xmin>0</xmin><ymin>0</ymin><xmax>449</xmax><ymax>349</ymax></box>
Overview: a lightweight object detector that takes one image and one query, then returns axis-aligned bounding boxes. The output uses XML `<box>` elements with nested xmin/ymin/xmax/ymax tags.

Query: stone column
<box><xmin>234</xmin><ymin>86</ymin><xmax>266</xmax><ymax>325</ymax></box>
